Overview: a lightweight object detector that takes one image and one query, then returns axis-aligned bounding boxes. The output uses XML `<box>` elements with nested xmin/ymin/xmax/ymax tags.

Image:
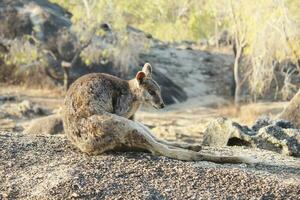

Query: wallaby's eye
<box><xmin>148</xmin><ymin>90</ymin><xmax>156</xmax><ymax>96</ymax></box>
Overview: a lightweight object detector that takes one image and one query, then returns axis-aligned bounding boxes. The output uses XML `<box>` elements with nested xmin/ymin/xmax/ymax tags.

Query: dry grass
<box><xmin>0</xmin><ymin>84</ymin><xmax>289</xmax><ymax>129</ymax></box>
<box><xmin>215</xmin><ymin>102</ymin><xmax>288</xmax><ymax>126</ymax></box>
<box><xmin>0</xmin><ymin>84</ymin><xmax>64</xmax><ymax>98</ymax></box>
<box><xmin>0</xmin><ymin>84</ymin><xmax>64</xmax><ymax>110</ymax></box>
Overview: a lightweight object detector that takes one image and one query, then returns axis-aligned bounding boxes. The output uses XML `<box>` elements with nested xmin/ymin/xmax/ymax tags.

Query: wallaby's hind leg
<box><xmin>135</xmin><ymin>121</ymin><xmax>202</xmax><ymax>151</ymax></box>
<box><xmin>122</xmin><ymin>119</ymin><xmax>252</xmax><ymax>164</ymax></box>
<box><xmin>88</xmin><ymin>113</ymin><xmax>203</xmax><ymax>161</ymax></box>
<box><xmin>123</xmin><ymin>128</ymin><xmax>202</xmax><ymax>161</ymax></box>
<box><xmin>78</xmin><ymin>113</ymin><xmax>252</xmax><ymax>163</ymax></box>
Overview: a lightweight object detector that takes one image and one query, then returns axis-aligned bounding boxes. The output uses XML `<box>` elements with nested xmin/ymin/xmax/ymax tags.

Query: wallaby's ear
<box><xmin>136</xmin><ymin>71</ymin><xmax>146</xmax><ymax>83</ymax></box>
<box><xmin>142</xmin><ymin>63</ymin><xmax>152</xmax><ymax>77</ymax></box>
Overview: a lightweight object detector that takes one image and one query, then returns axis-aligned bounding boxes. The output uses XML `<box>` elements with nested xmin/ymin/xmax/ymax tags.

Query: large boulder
<box><xmin>202</xmin><ymin>117</ymin><xmax>300</xmax><ymax>157</ymax></box>
<box><xmin>0</xmin><ymin>0</ymin><xmax>71</xmax><ymax>39</ymax></box>
<box><xmin>278</xmin><ymin>89</ymin><xmax>300</xmax><ymax>128</ymax></box>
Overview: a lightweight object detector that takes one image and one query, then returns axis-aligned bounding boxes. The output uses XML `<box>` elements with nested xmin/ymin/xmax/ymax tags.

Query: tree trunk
<box><xmin>61</xmin><ymin>37</ymin><xmax>92</xmax><ymax>91</ymax></box>
<box><xmin>82</xmin><ymin>0</ymin><xmax>91</xmax><ymax>20</ymax></box>
<box><xmin>61</xmin><ymin>61</ymin><xmax>71</xmax><ymax>91</ymax></box>
<box><xmin>63</xmin><ymin>67</ymin><xmax>70</xmax><ymax>91</ymax></box>
<box><xmin>277</xmin><ymin>89</ymin><xmax>300</xmax><ymax>128</ymax></box>
<box><xmin>233</xmin><ymin>43</ymin><xmax>243</xmax><ymax>106</ymax></box>
<box><xmin>214</xmin><ymin>17</ymin><xmax>219</xmax><ymax>49</ymax></box>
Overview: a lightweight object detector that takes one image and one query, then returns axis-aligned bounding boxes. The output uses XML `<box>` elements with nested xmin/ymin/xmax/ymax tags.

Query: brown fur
<box><xmin>63</xmin><ymin>63</ymin><xmax>254</xmax><ymax>164</ymax></box>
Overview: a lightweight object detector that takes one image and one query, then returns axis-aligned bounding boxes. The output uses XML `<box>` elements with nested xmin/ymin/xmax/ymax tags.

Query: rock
<box><xmin>24</xmin><ymin>114</ymin><xmax>63</xmax><ymax>135</ymax></box>
<box><xmin>0</xmin><ymin>2</ymin><xmax>33</xmax><ymax>39</ymax></box>
<box><xmin>256</xmin><ymin>125</ymin><xmax>300</xmax><ymax>157</ymax></box>
<box><xmin>0</xmin><ymin>95</ymin><xmax>16</xmax><ymax>103</ymax></box>
<box><xmin>278</xmin><ymin>89</ymin><xmax>300</xmax><ymax>128</ymax></box>
<box><xmin>2</xmin><ymin>100</ymin><xmax>51</xmax><ymax>129</ymax></box>
<box><xmin>139</xmin><ymin>43</ymin><xmax>234</xmax><ymax>100</ymax></box>
<box><xmin>0</xmin><ymin>131</ymin><xmax>299</xmax><ymax>199</ymax></box>
<box><xmin>252</xmin><ymin>116</ymin><xmax>295</xmax><ymax>131</ymax></box>
<box><xmin>17</xmin><ymin>100</ymin><xmax>32</xmax><ymax>114</ymax></box>
<box><xmin>202</xmin><ymin>117</ymin><xmax>253</xmax><ymax>147</ymax></box>
<box><xmin>251</xmin><ymin>116</ymin><xmax>274</xmax><ymax>132</ymax></box>
<box><xmin>0</xmin><ymin>0</ymin><xmax>71</xmax><ymax>35</ymax></box>
<box><xmin>202</xmin><ymin>117</ymin><xmax>300</xmax><ymax>157</ymax></box>
<box><xmin>17</xmin><ymin>100</ymin><xmax>48</xmax><ymax>116</ymax></box>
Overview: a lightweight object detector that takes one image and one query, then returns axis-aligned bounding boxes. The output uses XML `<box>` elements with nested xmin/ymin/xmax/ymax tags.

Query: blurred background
<box><xmin>0</xmin><ymin>0</ymin><xmax>300</xmax><ymax>143</ymax></box>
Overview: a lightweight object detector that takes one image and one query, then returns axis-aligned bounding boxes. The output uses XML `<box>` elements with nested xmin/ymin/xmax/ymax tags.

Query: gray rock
<box><xmin>0</xmin><ymin>95</ymin><xmax>16</xmax><ymax>103</ymax></box>
<box><xmin>24</xmin><ymin>114</ymin><xmax>63</xmax><ymax>135</ymax></box>
<box><xmin>203</xmin><ymin>117</ymin><xmax>300</xmax><ymax>157</ymax></box>
<box><xmin>256</xmin><ymin>125</ymin><xmax>300</xmax><ymax>157</ymax></box>
<box><xmin>202</xmin><ymin>117</ymin><xmax>253</xmax><ymax>147</ymax></box>
<box><xmin>0</xmin><ymin>100</ymin><xmax>49</xmax><ymax>124</ymax></box>
<box><xmin>278</xmin><ymin>89</ymin><xmax>300</xmax><ymax>128</ymax></box>
<box><xmin>252</xmin><ymin>116</ymin><xmax>295</xmax><ymax>131</ymax></box>
<box><xmin>17</xmin><ymin>100</ymin><xmax>48</xmax><ymax>117</ymax></box>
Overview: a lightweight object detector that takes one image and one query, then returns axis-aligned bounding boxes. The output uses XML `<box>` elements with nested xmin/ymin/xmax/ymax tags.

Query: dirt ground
<box><xmin>0</xmin><ymin>85</ymin><xmax>288</xmax><ymax>141</ymax></box>
<box><xmin>0</xmin><ymin>85</ymin><xmax>299</xmax><ymax>199</ymax></box>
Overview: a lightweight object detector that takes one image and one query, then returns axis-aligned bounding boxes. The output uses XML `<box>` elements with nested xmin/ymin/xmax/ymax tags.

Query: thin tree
<box><xmin>229</xmin><ymin>0</ymin><xmax>247</xmax><ymax>106</ymax></box>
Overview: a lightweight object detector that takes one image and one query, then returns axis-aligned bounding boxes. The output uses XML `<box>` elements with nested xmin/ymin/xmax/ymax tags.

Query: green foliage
<box><xmin>50</xmin><ymin>0</ymin><xmax>221</xmax><ymax>41</ymax></box>
<box><xmin>50</xmin><ymin>0</ymin><xmax>300</xmax><ymax>98</ymax></box>
<box><xmin>48</xmin><ymin>0</ymin><xmax>300</xmax><ymax>47</ymax></box>
<box><xmin>0</xmin><ymin>36</ymin><xmax>55</xmax><ymax>86</ymax></box>
<box><xmin>5</xmin><ymin>40</ymin><xmax>40</xmax><ymax>67</ymax></box>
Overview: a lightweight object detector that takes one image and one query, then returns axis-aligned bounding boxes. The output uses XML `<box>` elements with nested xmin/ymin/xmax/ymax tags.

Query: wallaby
<box><xmin>63</xmin><ymin>63</ymin><xmax>253</xmax><ymax>164</ymax></box>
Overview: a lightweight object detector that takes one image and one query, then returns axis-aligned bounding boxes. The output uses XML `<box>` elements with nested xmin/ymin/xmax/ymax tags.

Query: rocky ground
<box><xmin>0</xmin><ymin>86</ymin><xmax>299</xmax><ymax>199</ymax></box>
<box><xmin>0</xmin><ymin>131</ymin><xmax>299</xmax><ymax>199</ymax></box>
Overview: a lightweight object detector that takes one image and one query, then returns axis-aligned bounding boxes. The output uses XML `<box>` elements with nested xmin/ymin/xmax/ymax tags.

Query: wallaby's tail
<box><xmin>198</xmin><ymin>153</ymin><xmax>256</xmax><ymax>164</ymax></box>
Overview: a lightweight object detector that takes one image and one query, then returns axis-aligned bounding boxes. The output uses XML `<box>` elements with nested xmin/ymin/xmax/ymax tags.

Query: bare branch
<box><xmin>82</xmin><ymin>0</ymin><xmax>91</xmax><ymax>20</ymax></box>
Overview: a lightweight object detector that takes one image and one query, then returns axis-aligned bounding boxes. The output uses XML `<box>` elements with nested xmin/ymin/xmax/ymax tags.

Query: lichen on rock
<box><xmin>202</xmin><ymin>117</ymin><xmax>300</xmax><ymax>157</ymax></box>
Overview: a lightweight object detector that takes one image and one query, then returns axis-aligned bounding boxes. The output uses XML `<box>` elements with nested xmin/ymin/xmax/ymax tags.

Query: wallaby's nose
<box><xmin>159</xmin><ymin>103</ymin><xmax>165</xmax><ymax>109</ymax></box>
